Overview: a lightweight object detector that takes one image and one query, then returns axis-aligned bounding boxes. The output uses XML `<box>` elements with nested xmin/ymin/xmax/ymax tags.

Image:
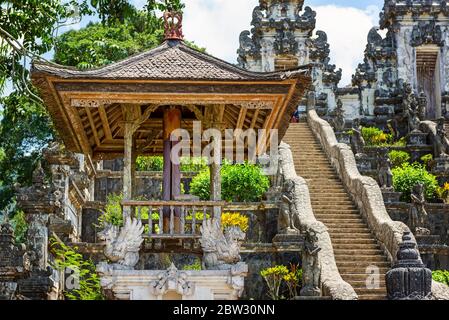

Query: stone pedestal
<box><xmin>97</xmin><ymin>263</ymin><xmax>248</xmax><ymax>300</ymax></box>
<box><xmin>407</xmin><ymin>131</ymin><xmax>428</xmax><ymax>146</ymax></box>
<box><xmin>272</xmin><ymin>233</ymin><xmax>303</xmax><ymax>248</ymax></box>
<box><xmin>335</xmin><ymin>132</ymin><xmax>351</xmax><ymax>144</ymax></box>
<box><xmin>386</xmin><ymin>232</ymin><xmax>432</xmax><ymax>300</ymax></box>
<box><xmin>382</xmin><ymin>190</ymin><xmax>402</xmax><ymax>203</ymax></box>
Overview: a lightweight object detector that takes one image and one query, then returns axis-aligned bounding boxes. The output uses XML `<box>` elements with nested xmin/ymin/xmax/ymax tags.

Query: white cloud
<box><xmin>183</xmin><ymin>0</ymin><xmax>258</xmax><ymax>63</ymax></box>
<box><xmin>314</xmin><ymin>5</ymin><xmax>380</xmax><ymax>85</ymax></box>
<box><xmin>165</xmin><ymin>1</ymin><xmax>380</xmax><ymax>86</ymax></box>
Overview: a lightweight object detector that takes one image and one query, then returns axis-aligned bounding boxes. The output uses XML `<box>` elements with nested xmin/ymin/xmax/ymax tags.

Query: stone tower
<box><xmin>237</xmin><ymin>0</ymin><xmax>342</xmax><ymax>116</ymax></box>
<box><xmin>352</xmin><ymin>0</ymin><xmax>449</xmax><ymax>123</ymax></box>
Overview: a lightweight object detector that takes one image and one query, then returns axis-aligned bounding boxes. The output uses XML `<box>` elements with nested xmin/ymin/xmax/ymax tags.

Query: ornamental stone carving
<box><xmin>350</xmin><ymin>118</ymin><xmax>366</xmax><ymax>156</ymax></box>
<box><xmin>331</xmin><ymin>99</ymin><xmax>346</xmax><ymax>132</ymax></box>
<box><xmin>409</xmin><ymin>183</ymin><xmax>430</xmax><ymax>236</ymax></box>
<box><xmin>300</xmin><ymin>227</ymin><xmax>321</xmax><ymax>297</ymax></box>
<box><xmin>377</xmin><ymin>147</ymin><xmax>393</xmax><ymax>190</ymax></box>
<box><xmin>150</xmin><ymin>263</ymin><xmax>195</xmax><ymax>297</ymax></box>
<box><xmin>200</xmin><ymin>219</ymin><xmax>246</xmax><ymax>270</ymax></box>
<box><xmin>410</xmin><ymin>21</ymin><xmax>444</xmax><ymax>47</ymax></box>
<box><xmin>386</xmin><ymin>232</ymin><xmax>432</xmax><ymax>300</ymax></box>
<box><xmin>278</xmin><ymin>179</ymin><xmax>300</xmax><ymax>235</ymax></box>
<box><xmin>97</xmin><ymin>217</ymin><xmax>144</xmax><ymax>271</ymax></box>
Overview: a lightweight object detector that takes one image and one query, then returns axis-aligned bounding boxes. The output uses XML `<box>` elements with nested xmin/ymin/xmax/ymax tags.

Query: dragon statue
<box><xmin>200</xmin><ymin>219</ymin><xmax>246</xmax><ymax>270</ymax></box>
<box><xmin>97</xmin><ymin>217</ymin><xmax>144</xmax><ymax>271</ymax></box>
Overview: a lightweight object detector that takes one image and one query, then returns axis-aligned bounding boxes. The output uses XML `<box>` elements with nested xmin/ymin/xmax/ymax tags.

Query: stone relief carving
<box><xmin>350</xmin><ymin>118</ymin><xmax>366</xmax><ymax>156</ymax></box>
<box><xmin>278</xmin><ymin>179</ymin><xmax>299</xmax><ymax>235</ymax></box>
<box><xmin>150</xmin><ymin>263</ymin><xmax>195</xmax><ymax>297</ymax></box>
<box><xmin>309</xmin><ymin>31</ymin><xmax>330</xmax><ymax>63</ymax></box>
<box><xmin>200</xmin><ymin>219</ymin><xmax>246</xmax><ymax>270</ymax></box>
<box><xmin>435</xmin><ymin>117</ymin><xmax>449</xmax><ymax>158</ymax></box>
<box><xmin>377</xmin><ymin>147</ymin><xmax>393</xmax><ymax>190</ymax></box>
<box><xmin>403</xmin><ymin>82</ymin><xmax>422</xmax><ymax>133</ymax></box>
<box><xmin>409</xmin><ymin>183</ymin><xmax>430</xmax><ymax>235</ymax></box>
<box><xmin>410</xmin><ymin>21</ymin><xmax>444</xmax><ymax>47</ymax></box>
<box><xmin>331</xmin><ymin>99</ymin><xmax>346</xmax><ymax>132</ymax></box>
<box><xmin>97</xmin><ymin>217</ymin><xmax>144</xmax><ymax>271</ymax></box>
<box><xmin>300</xmin><ymin>227</ymin><xmax>321</xmax><ymax>297</ymax></box>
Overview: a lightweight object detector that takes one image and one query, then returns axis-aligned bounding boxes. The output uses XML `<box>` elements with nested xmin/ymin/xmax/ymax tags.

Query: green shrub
<box><xmin>392</xmin><ymin>137</ymin><xmax>407</xmax><ymax>147</ymax></box>
<box><xmin>421</xmin><ymin>154</ymin><xmax>434</xmax><ymax>169</ymax></box>
<box><xmin>392</xmin><ymin>163</ymin><xmax>438</xmax><ymax>202</ymax></box>
<box><xmin>362</xmin><ymin>127</ymin><xmax>393</xmax><ymax>146</ymax></box>
<box><xmin>190</xmin><ymin>163</ymin><xmax>270</xmax><ymax>202</ymax></box>
<box><xmin>136</xmin><ymin>156</ymin><xmax>163</xmax><ymax>171</ymax></box>
<box><xmin>50</xmin><ymin>237</ymin><xmax>104</xmax><ymax>300</ymax></box>
<box><xmin>136</xmin><ymin>156</ymin><xmax>208</xmax><ymax>172</ymax></box>
<box><xmin>432</xmin><ymin>270</ymin><xmax>449</xmax><ymax>286</ymax></box>
<box><xmin>182</xmin><ymin>259</ymin><xmax>202</xmax><ymax>271</ymax></box>
<box><xmin>388</xmin><ymin>150</ymin><xmax>410</xmax><ymax>168</ymax></box>
<box><xmin>180</xmin><ymin>157</ymin><xmax>208</xmax><ymax>172</ymax></box>
<box><xmin>10</xmin><ymin>210</ymin><xmax>28</xmax><ymax>244</ymax></box>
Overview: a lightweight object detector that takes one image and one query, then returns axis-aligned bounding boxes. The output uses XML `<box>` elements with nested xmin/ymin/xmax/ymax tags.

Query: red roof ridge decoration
<box><xmin>164</xmin><ymin>11</ymin><xmax>184</xmax><ymax>41</ymax></box>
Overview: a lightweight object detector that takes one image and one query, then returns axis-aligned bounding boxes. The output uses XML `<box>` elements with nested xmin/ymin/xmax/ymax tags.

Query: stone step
<box><xmin>329</xmin><ymin>234</ymin><xmax>378</xmax><ymax>240</ymax></box>
<box><xmin>347</xmin><ymin>280</ymin><xmax>387</xmax><ymax>288</ymax></box>
<box><xmin>336</xmin><ymin>261</ymin><xmax>391</xmax><ymax>268</ymax></box>
<box><xmin>331</xmin><ymin>238</ymin><xmax>379</xmax><ymax>245</ymax></box>
<box><xmin>335</xmin><ymin>255</ymin><xmax>388</xmax><ymax>263</ymax></box>
<box><xmin>312</xmin><ymin>205</ymin><xmax>357</xmax><ymax>210</ymax></box>
<box><xmin>314</xmin><ymin>209</ymin><xmax>360</xmax><ymax>214</ymax></box>
<box><xmin>318</xmin><ymin>218</ymin><xmax>365</xmax><ymax>223</ymax></box>
<box><xmin>314</xmin><ymin>215</ymin><xmax>364</xmax><ymax>220</ymax></box>
<box><xmin>311</xmin><ymin>201</ymin><xmax>355</xmax><ymax>206</ymax></box>
<box><xmin>332</xmin><ymin>244</ymin><xmax>381</xmax><ymax>250</ymax></box>
<box><xmin>340</xmin><ymin>273</ymin><xmax>386</xmax><ymax>281</ymax></box>
<box><xmin>328</xmin><ymin>227</ymin><xmax>372</xmax><ymax>234</ymax></box>
<box><xmin>357</xmin><ymin>295</ymin><xmax>387</xmax><ymax>300</ymax></box>
<box><xmin>354</xmin><ymin>288</ymin><xmax>387</xmax><ymax>296</ymax></box>
<box><xmin>335</xmin><ymin>250</ymin><xmax>385</xmax><ymax>257</ymax></box>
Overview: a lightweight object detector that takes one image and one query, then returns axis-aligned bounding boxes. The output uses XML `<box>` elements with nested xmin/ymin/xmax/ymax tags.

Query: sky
<box><xmin>66</xmin><ymin>0</ymin><xmax>385</xmax><ymax>86</ymax></box>
<box><xmin>2</xmin><ymin>0</ymin><xmax>386</xmax><ymax>97</ymax></box>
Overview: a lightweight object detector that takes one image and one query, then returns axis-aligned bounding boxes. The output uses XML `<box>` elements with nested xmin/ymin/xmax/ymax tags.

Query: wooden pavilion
<box><xmin>31</xmin><ymin>14</ymin><xmax>311</xmax><ymax>247</ymax></box>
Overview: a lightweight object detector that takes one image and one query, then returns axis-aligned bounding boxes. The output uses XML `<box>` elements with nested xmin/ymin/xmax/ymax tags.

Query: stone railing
<box><xmin>307</xmin><ymin>109</ymin><xmax>449</xmax><ymax>300</ymax></box>
<box><xmin>308</xmin><ymin>109</ymin><xmax>411</xmax><ymax>263</ymax></box>
<box><xmin>278</xmin><ymin>142</ymin><xmax>357</xmax><ymax>300</ymax></box>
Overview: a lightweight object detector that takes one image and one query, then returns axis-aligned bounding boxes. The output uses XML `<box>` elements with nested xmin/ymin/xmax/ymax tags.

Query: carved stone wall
<box><xmin>238</xmin><ymin>0</ymin><xmax>341</xmax><ymax>116</ymax></box>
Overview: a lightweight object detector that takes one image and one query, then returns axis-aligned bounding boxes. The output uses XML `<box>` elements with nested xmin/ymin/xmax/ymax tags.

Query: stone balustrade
<box><xmin>307</xmin><ymin>109</ymin><xmax>449</xmax><ymax>300</ymax></box>
<box><xmin>278</xmin><ymin>142</ymin><xmax>357</xmax><ymax>300</ymax></box>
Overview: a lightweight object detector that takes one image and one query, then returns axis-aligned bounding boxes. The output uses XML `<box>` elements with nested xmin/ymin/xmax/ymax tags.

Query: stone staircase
<box><xmin>283</xmin><ymin>120</ymin><xmax>390</xmax><ymax>300</ymax></box>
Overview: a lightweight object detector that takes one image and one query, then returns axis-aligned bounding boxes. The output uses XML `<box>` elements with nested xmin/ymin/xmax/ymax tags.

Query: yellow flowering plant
<box><xmin>437</xmin><ymin>183</ymin><xmax>449</xmax><ymax>204</ymax></box>
<box><xmin>221</xmin><ymin>212</ymin><xmax>249</xmax><ymax>232</ymax></box>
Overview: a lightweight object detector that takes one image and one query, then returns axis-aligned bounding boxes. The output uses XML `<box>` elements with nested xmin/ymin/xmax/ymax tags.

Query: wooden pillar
<box><xmin>163</xmin><ymin>107</ymin><xmax>182</xmax><ymax>200</ymax></box>
<box><xmin>209</xmin><ymin>137</ymin><xmax>222</xmax><ymax>222</ymax></box>
<box><xmin>131</xmin><ymin>136</ymin><xmax>138</xmax><ymax>199</ymax></box>
<box><xmin>163</xmin><ymin>107</ymin><xmax>181</xmax><ymax>232</ymax></box>
<box><xmin>123</xmin><ymin>122</ymin><xmax>134</xmax><ymax>217</ymax></box>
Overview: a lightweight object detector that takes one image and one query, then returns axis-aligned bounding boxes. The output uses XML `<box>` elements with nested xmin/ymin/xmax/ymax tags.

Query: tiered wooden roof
<box><xmin>32</xmin><ymin>40</ymin><xmax>311</xmax><ymax>159</ymax></box>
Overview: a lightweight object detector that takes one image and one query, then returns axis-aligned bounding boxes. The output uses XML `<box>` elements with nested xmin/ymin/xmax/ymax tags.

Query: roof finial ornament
<box><xmin>163</xmin><ymin>11</ymin><xmax>184</xmax><ymax>41</ymax></box>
